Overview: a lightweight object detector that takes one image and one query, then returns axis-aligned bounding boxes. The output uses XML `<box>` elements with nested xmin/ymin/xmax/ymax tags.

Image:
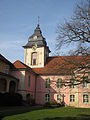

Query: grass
<box><xmin>1</xmin><ymin>107</ymin><xmax>90</xmax><ymax>120</ymax></box>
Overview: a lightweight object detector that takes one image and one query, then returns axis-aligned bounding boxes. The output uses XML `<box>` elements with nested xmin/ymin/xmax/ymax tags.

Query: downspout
<box><xmin>34</xmin><ymin>74</ymin><xmax>38</xmax><ymax>104</ymax></box>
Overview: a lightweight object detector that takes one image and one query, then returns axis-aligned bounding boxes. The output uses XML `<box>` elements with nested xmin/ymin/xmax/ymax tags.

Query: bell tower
<box><xmin>23</xmin><ymin>18</ymin><xmax>50</xmax><ymax>68</ymax></box>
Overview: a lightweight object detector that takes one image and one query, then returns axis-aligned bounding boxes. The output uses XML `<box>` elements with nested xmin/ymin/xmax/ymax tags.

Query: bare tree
<box><xmin>56</xmin><ymin>0</ymin><xmax>90</xmax><ymax>55</ymax></box>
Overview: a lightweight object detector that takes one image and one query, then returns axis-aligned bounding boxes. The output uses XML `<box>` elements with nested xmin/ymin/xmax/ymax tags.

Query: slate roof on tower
<box><xmin>23</xmin><ymin>23</ymin><xmax>50</xmax><ymax>52</ymax></box>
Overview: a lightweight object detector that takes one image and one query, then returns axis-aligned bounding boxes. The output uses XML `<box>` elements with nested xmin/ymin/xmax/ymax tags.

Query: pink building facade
<box><xmin>35</xmin><ymin>75</ymin><xmax>90</xmax><ymax>108</ymax></box>
<box><xmin>11</xmin><ymin>60</ymin><xmax>36</xmax><ymax>102</ymax></box>
<box><xmin>10</xmin><ymin>23</ymin><xmax>90</xmax><ymax>108</ymax></box>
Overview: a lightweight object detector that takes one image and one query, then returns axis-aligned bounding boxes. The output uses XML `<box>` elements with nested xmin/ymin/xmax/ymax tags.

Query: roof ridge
<box><xmin>48</xmin><ymin>55</ymin><xmax>90</xmax><ymax>58</ymax></box>
<box><xmin>13</xmin><ymin>60</ymin><xmax>36</xmax><ymax>74</ymax></box>
<box><xmin>0</xmin><ymin>53</ymin><xmax>13</xmax><ymax>66</ymax></box>
<box><xmin>14</xmin><ymin>60</ymin><xmax>27</xmax><ymax>67</ymax></box>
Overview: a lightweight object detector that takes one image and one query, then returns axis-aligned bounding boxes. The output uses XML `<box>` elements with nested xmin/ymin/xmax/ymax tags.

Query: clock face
<box><xmin>32</xmin><ymin>44</ymin><xmax>37</xmax><ymax>50</ymax></box>
<box><xmin>33</xmin><ymin>36</ymin><xmax>37</xmax><ymax>40</ymax></box>
<box><xmin>32</xmin><ymin>46</ymin><xmax>36</xmax><ymax>50</ymax></box>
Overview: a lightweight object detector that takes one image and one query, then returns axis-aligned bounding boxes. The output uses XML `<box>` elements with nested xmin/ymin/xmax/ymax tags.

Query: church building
<box><xmin>0</xmin><ymin>20</ymin><xmax>90</xmax><ymax>108</ymax></box>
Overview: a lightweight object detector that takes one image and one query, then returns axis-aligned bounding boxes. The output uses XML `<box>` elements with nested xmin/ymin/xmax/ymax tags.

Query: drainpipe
<box><xmin>34</xmin><ymin>74</ymin><xmax>37</xmax><ymax>104</ymax></box>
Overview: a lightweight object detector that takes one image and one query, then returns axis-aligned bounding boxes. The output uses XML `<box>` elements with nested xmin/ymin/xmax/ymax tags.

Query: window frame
<box><xmin>45</xmin><ymin>78</ymin><xmax>50</xmax><ymax>88</ymax></box>
<box><xmin>45</xmin><ymin>93</ymin><xmax>50</xmax><ymax>102</ymax></box>
<box><xmin>57</xmin><ymin>79</ymin><xmax>63</xmax><ymax>88</ymax></box>
<box><xmin>31</xmin><ymin>52</ymin><xmax>37</xmax><ymax>65</ymax></box>
<box><xmin>83</xmin><ymin>76</ymin><xmax>88</xmax><ymax>88</ymax></box>
<box><xmin>70</xmin><ymin>95</ymin><xmax>75</xmax><ymax>102</ymax></box>
<box><xmin>83</xmin><ymin>94</ymin><xmax>89</xmax><ymax>103</ymax></box>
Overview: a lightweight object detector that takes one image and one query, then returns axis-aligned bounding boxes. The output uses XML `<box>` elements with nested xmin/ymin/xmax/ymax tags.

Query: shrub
<box><xmin>0</xmin><ymin>92</ymin><xmax>23</xmax><ymax>106</ymax></box>
<box><xmin>0</xmin><ymin>92</ymin><xmax>3</xmax><ymax>106</ymax></box>
<box><xmin>44</xmin><ymin>102</ymin><xmax>50</xmax><ymax>107</ymax></box>
<box><xmin>57</xmin><ymin>102</ymin><xmax>65</xmax><ymax>107</ymax></box>
<box><xmin>30</xmin><ymin>98</ymin><xmax>35</xmax><ymax>106</ymax></box>
<box><xmin>44</xmin><ymin>101</ymin><xmax>65</xmax><ymax>108</ymax></box>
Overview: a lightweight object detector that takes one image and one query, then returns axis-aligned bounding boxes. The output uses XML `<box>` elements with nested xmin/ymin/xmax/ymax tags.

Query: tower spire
<box><xmin>37</xmin><ymin>16</ymin><xmax>39</xmax><ymax>26</ymax></box>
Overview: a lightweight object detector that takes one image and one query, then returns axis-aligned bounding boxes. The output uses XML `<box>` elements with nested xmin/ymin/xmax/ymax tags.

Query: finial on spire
<box><xmin>37</xmin><ymin>16</ymin><xmax>40</xmax><ymax>25</ymax></box>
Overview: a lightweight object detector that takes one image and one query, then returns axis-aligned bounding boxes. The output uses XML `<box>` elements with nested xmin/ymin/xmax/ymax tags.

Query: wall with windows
<box><xmin>0</xmin><ymin>76</ymin><xmax>18</xmax><ymax>93</ymax></box>
<box><xmin>25</xmin><ymin>70</ymin><xmax>36</xmax><ymax>100</ymax></box>
<box><xmin>35</xmin><ymin>75</ymin><xmax>72</xmax><ymax>105</ymax></box>
<box><xmin>78</xmin><ymin>76</ymin><xmax>90</xmax><ymax>108</ymax></box>
<box><xmin>35</xmin><ymin>75</ymin><xmax>90</xmax><ymax>107</ymax></box>
<box><xmin>11</xmin><ymin>70</ymin><xmax>26</xmax><ymax>99</ymax></box>
<box><xmin>11</xmin><ymin>70</ymin><xmax>25</xmax><ymax>90</ymax></box>
<box><xmin>0</xmin><ymin>60</ymin><xmax>18</xmax><ymax>93</ymax></box>
<box><xmin>11</xmin><ymin>69</ymin><xmax>36</xmax><ymax>101</ymax></box>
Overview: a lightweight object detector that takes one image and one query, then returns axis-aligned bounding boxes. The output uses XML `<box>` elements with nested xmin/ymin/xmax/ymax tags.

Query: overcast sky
<box><xmin>0</xmin><ymin>0</ymin><xmax>81</xmax><ymax>63</ymax></box>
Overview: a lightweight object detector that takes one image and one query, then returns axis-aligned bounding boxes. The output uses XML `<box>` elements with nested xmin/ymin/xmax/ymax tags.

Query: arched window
<box><xmin>57</xmin><ymin>79</ymin><xmax>63</xmax><ymax>88</ymax></box>
<box><xmin>45</xmin><ymin>78</ymin><xmax>50</xmax><ymax>88</ymax></box>
<box><xmin>31</xmin><ymin>52</ymin><xmax>37</xmax><ymax>65</ymax></box>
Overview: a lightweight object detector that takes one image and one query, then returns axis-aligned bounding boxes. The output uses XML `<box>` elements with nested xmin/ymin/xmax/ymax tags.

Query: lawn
<box><xmin>2</xmin><ymin>107</ymin><xmax>90</xmax><ymax>120</ymax></box>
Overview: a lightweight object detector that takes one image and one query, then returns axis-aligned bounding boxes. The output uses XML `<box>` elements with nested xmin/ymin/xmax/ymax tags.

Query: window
<box><xmin>70</xmin><ymin>80</ymin><xmax>74</xmax><ymax>88</ymax></box>
<box><xmin>45</xmin><ymin>78</ymin><xmax>50</xmax><ymax>88</ymax></box>
<box><xmin>45</xmin><ymin>94</ymin><xmax>50</xmax><ymax>102</ymax></box>
<box><xmin>83</xmin><ymin>81</ymin><xmax>88</xmax><ymax>88</ymax></box>
<box><xmin>83</xmin><ymin>94</ymin><xmax>89</xmax><ymax>103</ymax></box>
<box><xmin>5</xmin><ymin>65</ymin><xmax>9</xmax><ymax>74</ymax></box>
<box><xmin>57</xmin><ymin>79</ymin><xmax>63</xmax><ymax>88</ymax></box>
<box><xmin>28</xmin><ymin>76</ymin><xmax>31</xmax><ymax>87</ymax></box>
<box><xmin>31</xmin><ymin>52</ymin><xmax>37</xmax><ymax>65</ymax></box>
<box><xmin>70</xmin><ymin>95</ymin><xmax>75</xmax><ymax>102</ymax></box>
<box><xmin>83</xmin><ymin>77</ymin><xmax>88</xmax><ymax>88</ymax></box>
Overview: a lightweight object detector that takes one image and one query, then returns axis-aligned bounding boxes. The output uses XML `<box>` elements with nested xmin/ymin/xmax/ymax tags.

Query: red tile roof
<box><xmin>13</xmin><ymin>60</ymin><xmax>36</xmax><ymax>74</ymax></box>
<box><xmin>13</xmin><ymin>56</ymin><xmax>90</xmax><ymax>75</ymax></box>
<box><xmin>33</xmin><ymin>56</ymin><xmax>90</xmax><ymax>75</ymax></box>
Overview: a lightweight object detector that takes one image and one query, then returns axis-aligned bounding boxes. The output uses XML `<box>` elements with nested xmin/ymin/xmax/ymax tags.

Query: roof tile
<box><xmin>33</xmin><ymin>56</ymin><xmax>90</xmax><ymax>75</ymax></box>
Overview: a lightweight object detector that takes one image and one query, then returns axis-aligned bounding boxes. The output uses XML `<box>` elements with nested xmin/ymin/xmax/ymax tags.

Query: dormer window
<box><xmin>31</xmin><ymin>52</ymin><xmax>37</xmax><ymax>65</ymax></box>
